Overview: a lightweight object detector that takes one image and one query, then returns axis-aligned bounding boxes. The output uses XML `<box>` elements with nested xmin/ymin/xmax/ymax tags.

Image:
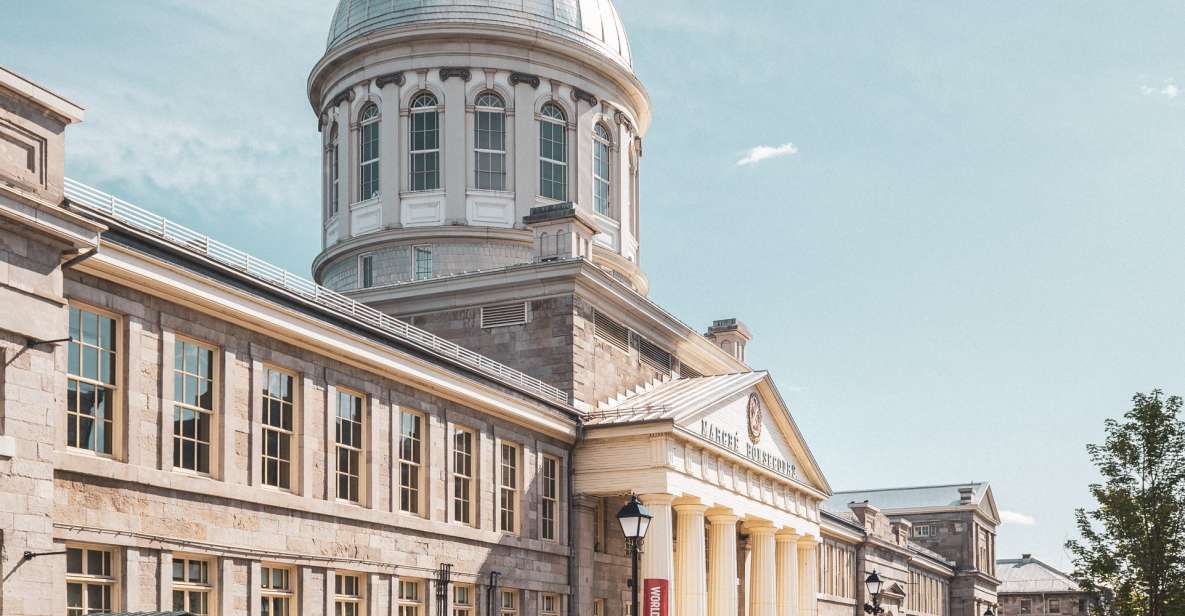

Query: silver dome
<box><xmin>326</xmin><ymin>0</ymin><xmax>633</xmax><ymax>68</ymax></box>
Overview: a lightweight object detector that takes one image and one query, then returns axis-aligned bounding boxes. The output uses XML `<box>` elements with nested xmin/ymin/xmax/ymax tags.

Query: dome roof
<box><xmin>326</xmin><ymin>0</ymin><xmax>633</xmax><ymax>69</ymax></box>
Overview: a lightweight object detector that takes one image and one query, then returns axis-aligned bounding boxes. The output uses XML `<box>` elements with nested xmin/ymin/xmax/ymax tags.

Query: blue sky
<box><xmin>8</xmin><ymin>1</ymin><xmax>1185</xmax><ymax>570</ymax></box>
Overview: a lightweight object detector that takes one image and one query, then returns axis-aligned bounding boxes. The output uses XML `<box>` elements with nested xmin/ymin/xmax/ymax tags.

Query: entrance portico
<box><xmin>576</xmin><ymin>372</ymin><xmax>832</xmax><ymax>616</ymax></box>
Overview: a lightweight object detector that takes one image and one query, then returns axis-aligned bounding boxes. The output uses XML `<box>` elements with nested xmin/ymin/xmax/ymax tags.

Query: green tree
<box><xmin>1066</xmin><ymin>390</ymin><xmax>1185</xmax><ymax>616</ymax></box>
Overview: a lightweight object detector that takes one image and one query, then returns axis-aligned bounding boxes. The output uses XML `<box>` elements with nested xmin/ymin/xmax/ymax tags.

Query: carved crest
<box><xmin>747</xmin><ymin>393</ymin><xmax>763</xmax><ymax>444</ymax></box>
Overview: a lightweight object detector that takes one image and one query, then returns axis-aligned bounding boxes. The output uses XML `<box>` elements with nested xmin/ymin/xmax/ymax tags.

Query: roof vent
<box><xmin>959</xmin><ymin>486</ymin><xmax>975</xmax><ymax>504</ymax></box>
<box><xmin>481</xmin><ymin>302</ymin><xmax>529</xmax><ymax>328</ymax></box>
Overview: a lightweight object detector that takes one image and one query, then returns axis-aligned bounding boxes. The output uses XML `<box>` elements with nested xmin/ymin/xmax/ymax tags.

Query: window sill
<box><xmin>350</xmin><ymin>197</ymin><xmax>380</xmax><ymax>210</ymax></box>
<box><xmin>400</xmin><ymin>189</ymin><xmax>445</xmax><ymax>198</ymax></box>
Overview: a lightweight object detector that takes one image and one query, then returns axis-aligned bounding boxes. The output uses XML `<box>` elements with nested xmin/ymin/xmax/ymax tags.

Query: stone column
<box><xmin>797</xmin><ymin>537</ymin><xmax>818</xmax><ymax>616</ymax></box>
<box><xmin>749</xmin><ymin>525</ymin><xmax>777</xmax><ymax>616</ymax></box>
<box><xmin>707</xmin><ymin>510</ymin><xmax>739</xmax><ymax>616</ymax></box>
<box><xmin>641</xmin><ymin>494</ymin><xmax>676</xmax><ymax>602</ymax></box>
<box><xmin>776</xmin><ymin>531</ymin><xmax>800</xmax><ymax>616</ymax></box>
<box><xmin>674</xmin><ymin>502</ymin><xmax>708</xmax><ymax>616</ymax></box>
<box><xmin>572</xmin><ymin>495</ymin><xmax>599</xmax><ymax>616</ymax></box>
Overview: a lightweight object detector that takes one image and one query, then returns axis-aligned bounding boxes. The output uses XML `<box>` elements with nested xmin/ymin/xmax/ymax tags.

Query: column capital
<box><xmin>797</xmin><ymin>534</ymin><xmax>820</xmax><ymax>547</ymax></box>
<box><xmin>673</xmin><ymin>501</ymin><xmax>710</xmax><ymax>514</ymax></box>
<box><xmin>747</xmin><ymin>523</ymin><xmax>777</xmax><ymax>537</ymax></box>
<box><xmin>706</xmin><ymin>508</ymin><xmax>739</xmax><ymax>524</ymax></box>
<box><xmin>775</xmin><ymin>529</ymin><xmax>803</xmax><ymax>543</ymax></box>
<box><xmin>640</xmin><ymin>493</ymin><xmax>677</xmax><ymax>507</ymax></box>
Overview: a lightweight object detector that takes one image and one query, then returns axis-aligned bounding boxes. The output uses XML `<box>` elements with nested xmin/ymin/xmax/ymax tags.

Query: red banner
<box><xmin>643</xmin><ymin>579</ymin><xmax>669</xmax><ymax>616</ymax></box>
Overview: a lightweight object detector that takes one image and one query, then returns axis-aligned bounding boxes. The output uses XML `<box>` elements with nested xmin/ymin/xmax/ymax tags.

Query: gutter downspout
<box><xmin>61</xmin><ymin>244</ymin><xmax>99</xmax><ymax>270</ymax></box>
<box><xmin>567</xmin><ymin>421</ymin><xmax>582</xmax><ymax>616</ymax></box>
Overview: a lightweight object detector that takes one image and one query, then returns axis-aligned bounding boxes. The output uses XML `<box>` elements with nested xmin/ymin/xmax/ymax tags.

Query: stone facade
<box><xmin>996</xmin><ymin>555</ymin><xmax>1094</xmax><ymax>616</ymax></box>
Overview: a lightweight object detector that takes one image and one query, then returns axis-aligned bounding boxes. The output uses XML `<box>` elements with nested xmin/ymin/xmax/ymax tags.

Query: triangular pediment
<box><xmin>673</xmin><ymin>373</ymin><xmax>831</xmax><ymax>495</ymax></box>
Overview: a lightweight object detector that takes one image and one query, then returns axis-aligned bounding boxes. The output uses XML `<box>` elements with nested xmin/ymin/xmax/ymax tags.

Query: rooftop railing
<box><xmin>63</xmin><ymin>178</ymin><xmax>569</xmax><ymax>406</ymax></box>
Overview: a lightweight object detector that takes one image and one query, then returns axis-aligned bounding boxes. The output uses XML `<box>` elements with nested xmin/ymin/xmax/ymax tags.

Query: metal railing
<box><xmin>63</xmin><ymin>178</ymin><xmax>569</xmax><ymax>405</ymax></box>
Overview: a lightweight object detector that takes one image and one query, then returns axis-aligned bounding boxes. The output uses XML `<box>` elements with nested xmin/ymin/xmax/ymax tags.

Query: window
<box><xmin>499</xmin><ymin>442</ymin><xmax>519</xmax><ymax>532</ymax></box>
<box><xmin>335</xmin><ymin>573</ymin><xmax>364</xmax><ymax>616</ymax></box>
<box><xmin>359</xmin><ymin>254</ymin><xmax>374</xmax><ymax>289</ymax></box>
<box><xmin>261</xmin><ymin>367</ymin><xmax>295</xmax><ymax>490</ymax></box>
<box><xmin>593</xmin><ymin>498</ymin><xmax>606</xmax><ymax>553</ymax></box>
<box><xmin>593</xmin><ymin>599</ymin><xmax>604</xmax><ymax>616</ymax></box>
<box><xmin>499</xmin><ymin>590</ymin><xmax>518</xmax><ymax>616</ymax></box>
<box><xmin>453</xmin><ymin>584</ymin><xmax>474</xmax><ymax>616</ymax></box>
<box><xmin>541</xmin><ymin>455</ymin><xmax>560</xmax><ymax>542</ymax></box>
<box><xmin>475</xmin><ymin>92</ymin><xmax>506</xmax><ymax>190</ymax></box>
<box><xmin>1021</xmin><ymin>600</ymin><xmax>1032</xmax><ymax>614</ymax></box>
<box><xmin>410</xmin><ymin>93</ymin><xmax>441</xmax><ymax>191</ymax></box>
<box><xmin>261</xmin><ymin>565</ymin><xmax>294</xmax><ymax>616</ymax></box>
<box><xmin>541</xmin><ymin>593</ymin><xmax>559</xmax><ymax>616</ymax></box>
<box><xmin>328</xmin><ymin>123</ymin><xmax>340</xmax><ymax>215</ymax></box>
<box><xmin>414</xmin><ymin>246</ymin><xmax>433</xmax><ymax>281</ymax></box>
<box><xmin>173</xmin><ymin>338</ymin><xmax>216</xmax><ymax>474</ymax></box>
<box><xmin>1050</xmin><ymin>600</ymin><xmax>1061</xmax><ymax>614</ymax></box>
<box><xmin>398</xmin><ymin>580</ymin><xmax>422</xmax><ymax>616</ymax></box>
<box><xmin>359</xmin><ymin>104</ymin><xmax>380</xmax><ymax>201</ymax></box>
<box><xmin>539</xmin><ymin>103</ymin><xmax>567</xmax><ymax>200</ymax></box>
<box><xmin>67</xmin><ymin>306</ymin><xmax>117</xmax><ymax>455</ymax></box>
<box><xmin>452</xmin><ymin>427</ymin><xmax>474</xmax><ymax>525</ymax></box>
<box><xmin>335</xmin><ymin>390</ymin><xmax>364</xmax><ymax>503</ymax></box>
<box><xmin>913</xmin><ymin>524</ymin><xmax>935</xmax><ymax>537</ymax></box>
<box><xmin>593</xmin><ymin>123</ymin><xmax>611</xmax><ymax>215</ymax></box>
<box><xmin>66</xmin><ymin>545</ymin><xmax>116</xmax><ymax>616</ymax></box>
<box><xmin>398</xmin><ymin>410</ymin><xmax>423</xmax><ymax>514</ymax></box>
<box><xmin>172</xmin><ymin>556</ymin><xmax>213</xmax><ymax>615</ymax></box>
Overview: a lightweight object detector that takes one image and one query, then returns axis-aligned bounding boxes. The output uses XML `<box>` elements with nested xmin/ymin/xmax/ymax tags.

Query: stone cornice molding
<box><xmin>571</xmin><ymin>87</ymin><xmax>598</xmax><ymax>106</ymax></box>
<box><xmin>509</xmin><ymin>72</ymin><xmax>541</xmax><ymax>88</ymax></box>
<box><xmin>439</xmin><ymin>67</ymin><xmax>472</xmax><ymax>82</ymax></box>
<box><xmin>375</xmin><ymin>72</ymin><xmax>405</xmax><ymax>88</ymax></box>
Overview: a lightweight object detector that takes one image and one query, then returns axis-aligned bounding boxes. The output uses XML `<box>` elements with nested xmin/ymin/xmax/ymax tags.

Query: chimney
<box><xmin>0</xmin><ymin>66</ymin><xmax>85</xmax><ymax>204</ymax></box>
<box><xmin>891</xmin><ymin>519</ymin><xmax>913</xmax><ymax>546</ymax></box>
<box><xmin>959</xmin><ymin>486</ymin><xmax>975</xmax><ymax>505</ymax></box>
<box><xmin>848</xmin><ymin>500</ymin><xmax>880</xmax><ymax>532</ymax></box>
<box><xmin>523</xmin><ymin>202</ymin><xmax>600</xmax><ymax>263</ymax></box>
<box><xmin>706</xmin><ymin>318</ymin><xmax>752</xmax><ymax>363</ymax></box>
<box><xmin>1022</xmin><ymin>553</ymin><xmax>1032</xmax><ymax>560</ymax></box>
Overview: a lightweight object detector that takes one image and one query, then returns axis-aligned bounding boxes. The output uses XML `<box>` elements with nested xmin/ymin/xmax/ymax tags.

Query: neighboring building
<box><xmin>997</xmin><ymin>555</ymin><xmax>1094</xmax><ymax>616</ymax></box>
<box><xmin>0</xmin><ymin>3</ymin><xmax>839</xmax><ymax>616</ymax></box>
<box><xmin>823</xmin><ymin>484</ymin><xmax>1002</xmax><ymax>616</ymax></box>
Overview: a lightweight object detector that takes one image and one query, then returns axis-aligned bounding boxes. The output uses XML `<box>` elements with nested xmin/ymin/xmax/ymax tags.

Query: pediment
<box><xmin>674</xmin><ymin>374</ymin><xmax>831</xmax><ymax>495</ymax></box>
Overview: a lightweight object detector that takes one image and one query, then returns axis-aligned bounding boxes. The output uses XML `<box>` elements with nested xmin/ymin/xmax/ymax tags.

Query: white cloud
<box><xmin>736</xmin><ymin>143</ymin><xmax>799</xmax><ymax>167</ymax></box>
<box><xmin>1141</xmin><ymin>80</ymin><xmax>1179</xmax><ymax>99</ymax></box>
<box><xmin>1000</xmin><ymin>510</ymin><xmax>1036</xmax><ymax>526</ymax></box>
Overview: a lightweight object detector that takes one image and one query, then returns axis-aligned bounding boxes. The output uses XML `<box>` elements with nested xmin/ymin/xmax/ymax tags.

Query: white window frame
<box><xmin>474</xmin><ymin>92</ymin><xmax>507</xmax><ymax>191</ymax></box>
<box><xmin>413</xmin><ymin>245</ymin><xmax>433</xmax><ymax>281</ymax></box>
<box><xmin>261</xmin><ymin>564</ymin><xmax>295</xmax><ymax>616</ymax></box>
<box><xmin>453</xmin><ymin>584</ymin><xmax>475</xmax><ymax>616</ymax></box>
<box><xmin>410</xmin><ymin>93</ymin><xmax>441</xmax><ymax>192</ymax></box>
<box><xmin>398</xmin><ymin>409</ymin><xmax>425</xmax><ymax>515</ymax></box>
<box><xmin>335</xmin><ymin>572</ymin><xmax>365</xmax><ymax>616</ymax></box>
<box><xmin>172</xmin><ymin>554</ymin><xmax>215</xmax><ymax>615</ymax></box>
<box><xmin>593</xmin><ymin>599</ymin><xmax>604</xmax><ymax>616</ymax></box>
<box><xmin>172</xmin><ymin>336</ymin><xmax>219</xmax><ymax>476</ymax></box>
<box><xmin>66</xmin><ymin>544</ymin><xmax>118</xmax><ymax>616</ymax></box>
<box><xmin>538</xmin><ymin>103</ymin><xmax>568</xmax><ymax>201</ymax></box>
<box><xmin>451</xmin><ymin>425</ymin><xmax>476</xmax><ymax>526</ymax></box>
<box><xmin>359</xmin><ymin>253</ymin><xmax>375</xmax><ymax>289</ymax></box>
<box><xmin>328</xmin><ymin>122</ymin><xmax>340</xmax><ymax>216</ymax></box>
<box><xmin>540</xmin><ymin>454</ymin><xmax>561</xmax><ymax>542</ymax></box>
<box><xmin>261</xmin><ymin>366</ymin><xmax>297</xmax><ymax>491</ymax></box>
<box><xmin>66</xmin><ymin>303</ymin><xmax>121</xmax><ymax>458</ymax></box>
<box><xmin>358</xmin><ymin>104</ymin><xmax>381</xmax><ymax>202</ymax></box>
<box><xmin>335</xmin><ymin>389</ymin><xmax>365</xmax><ymax>504</ymax></box>
<box><xmin>540</xmin><ymin>593</ymin><xmax>560</xmax><ymax>616</ymax></box>
<box><xmin>593</xmin><ymin>123</ymin><xmax>612</xmax><ymax>215</ymax></box>
<box><xmin>398</xmin><ymin>579</ymin><xmax>424</xmax><ymax>616</ymax></box>
<box><xmin>499</xmin><ymin>589</ymin><xmax>519</xmax><ymax>616</ymax></box>
<box><xmin>498</xmin><ymin>441</ymin><xmax>520</xmax><ymax>533</ymax></box>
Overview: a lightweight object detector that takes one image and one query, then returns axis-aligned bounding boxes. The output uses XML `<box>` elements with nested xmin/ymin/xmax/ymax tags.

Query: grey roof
<box><xmin>824</xmin><ymin>482</ymin><xmax>989</xmax><ymax>513</ymax></box>
<box><xmin>997</xmin><ymin>556</ymin><xmax>1081</xmax><ymax>594</ymax></box>
<box><xmin>326</xmin><ymin>0</ymin><xmax>633</xmax><ymax>68</ymax></box>
<box><xmin>585</xmin><ymin>372</ymin><xmax>767</xmax><ymax>425</ymax></box>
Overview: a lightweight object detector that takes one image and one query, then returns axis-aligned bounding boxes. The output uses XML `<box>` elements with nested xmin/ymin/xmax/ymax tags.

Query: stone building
<box><xmin>997</xmin><ymin>556</ymin><xmax>1094</xmax><ymax>616</ymax></box>
<box><xmin>822</xmin><ymin>484</ymin><xmax>1002</xmax><ymax>616</ymax></box>
<box><xmin>0</xmin><ymin>2</ymin><xmax>842</xmax><ymax>616</ymax></box>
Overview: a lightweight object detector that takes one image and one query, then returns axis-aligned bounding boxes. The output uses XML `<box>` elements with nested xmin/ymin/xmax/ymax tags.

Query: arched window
<box><xmin>358</xmin><ymin>104</ymin><xmax>380</xmax><ymax>201</ymax></box>
<box><xmin>328</xmin><ymin>123</ymin><xmax>340</xmax><ymax>216</ymax></box>
<box><xmin>474</xmin><ymin>92</ymin><xmax>506</xmax><ymax>191</ymax></box>
<box><xmin>410</xmin><ymin>93</ymin><xmax>441</xmax><ymax>192</ymax></box>
<box><xmin>539</xmin><ymin>103</ymin><xmax>568</xmax><ymax>201</ymax></box>
<box><xmin>593</xmin><ymin>123</ymin><xmax>612</xmax><ymax>215</ymax></box>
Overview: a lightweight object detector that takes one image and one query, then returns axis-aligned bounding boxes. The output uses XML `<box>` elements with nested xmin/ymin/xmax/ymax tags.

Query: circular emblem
<box><xmin>747</xmin><ymin>393</ymin><xmax>763</xmax><ymax>444</ymax></box>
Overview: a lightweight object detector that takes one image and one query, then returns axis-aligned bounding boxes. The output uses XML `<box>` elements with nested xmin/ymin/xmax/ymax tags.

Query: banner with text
<box><xmin>643</xmin><ymin>579</ymin><xmax>669</xmax><ymax>616</ymax></box>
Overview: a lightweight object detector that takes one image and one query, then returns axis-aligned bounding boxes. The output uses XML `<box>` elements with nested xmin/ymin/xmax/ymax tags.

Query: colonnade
<box><xmin>640</xmin><ymin>495</ymin><xmax>818</xmax><ymax>616</ymax></box>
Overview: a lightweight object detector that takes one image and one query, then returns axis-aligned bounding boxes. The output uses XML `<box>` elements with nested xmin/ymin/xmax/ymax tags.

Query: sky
<box><xmin>7</xmin><ymin>0</ymin><xmax>1185</xmax><ymax>571</ymax></box>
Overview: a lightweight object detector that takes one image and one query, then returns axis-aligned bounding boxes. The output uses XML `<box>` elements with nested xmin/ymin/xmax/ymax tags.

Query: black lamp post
<box><xmin>864</xmin><ymin>571</ymin><xmax>885</xmax><ymax>615</ymax></box>
<box><xmin>617</xmin><ymin>494</ymin><xmax>653</xmax><ymax>616</ymax></box>
<box><xmin>985</xmin><ymin>608</ymin><xmax>996</xmax><ymax>616</ymax></box>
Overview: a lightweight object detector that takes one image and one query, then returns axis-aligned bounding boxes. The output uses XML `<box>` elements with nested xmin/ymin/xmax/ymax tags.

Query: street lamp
<box><xmin>864</xmin><ymin>571</ymin><xmax>885</xmax><ymax>615</ymax></box>
<box><xmin>617</xmin><ymin>494</ymin><xmax>653</xmax><ymax>616</ymax></box>
<box><xmin>984</xmin><ymin>608</ymin><xmax>996</xmax><ymax>616</ymax></box>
